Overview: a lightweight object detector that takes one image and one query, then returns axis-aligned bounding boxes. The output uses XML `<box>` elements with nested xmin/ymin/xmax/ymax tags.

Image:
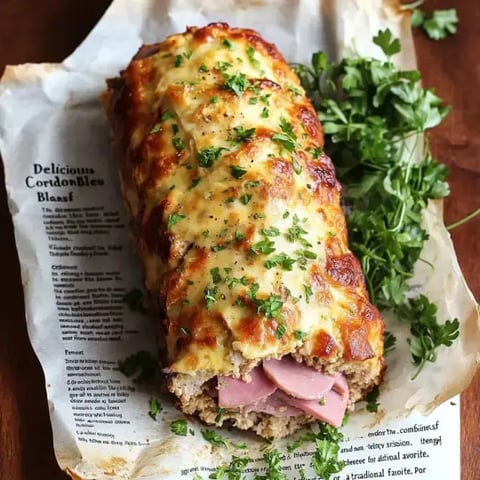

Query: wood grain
<box><xmin>0</xmin><ymin>1</ymin><xmax>478</xmax><ymax>479</ymax></box>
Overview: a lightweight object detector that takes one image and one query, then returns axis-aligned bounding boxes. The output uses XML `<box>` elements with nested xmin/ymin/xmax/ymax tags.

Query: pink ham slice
<box><xmin>218</xmin><ymin>366</ymin><xmax>277</xmax><ymax>408</ymax></box>
<box><xmin>275</xmin><ymin>388</ymin><xmax>347</xmax><ymax>427</ymax></box>
<box><xmin>263</xmin><ymin>357</ymin><xmax>336</xmax><ymax>400</ymax></box>
<box><xmin>332</xmin><ymin>372</ymin><xmax>348</xmax><ymax>396</ymax></box>
<box><xmin>245</xmin><ymin>391</ymin><xmax>303</xmax><ymax>417</ymax></box>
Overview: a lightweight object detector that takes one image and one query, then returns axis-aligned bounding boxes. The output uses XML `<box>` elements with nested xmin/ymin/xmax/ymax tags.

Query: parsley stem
<box><xmin>410</xmin><ymin>356</ymin><xmax>427</xmax><ymax>380</ymax></box>
<box><xmin>446</xmin><ymin>208</ymin><xmax>480</xmax><ymax>231</ymax></box>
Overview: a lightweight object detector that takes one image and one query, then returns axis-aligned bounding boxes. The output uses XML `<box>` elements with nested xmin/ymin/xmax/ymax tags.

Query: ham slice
<box><xmin>332</xmin><ymin>372</ymin><xmax>349</xmax><ymax>396</ymax></box>
<box><xmin>275</xmin><ymin>388</ymin><xmax>347</xmax><ymax>427</ymax></box>
<box><xmin>218</xmin><ymin>366</ymin><xmax>276</xmax><ymax>408</ymax></box>
<box><xmin>263</xmin><ymin>357</ymin><xmax>336</xmax><ymax>400</ymax></box>
<box><xmin>217</xmin><ymin>356</ymin><xmax>349</xmax><ymax>427</ymax></box>
<box><xmin>245</xmin><ymin>391</ymin><xmax>303</xmax><ymax>416</ymax></box>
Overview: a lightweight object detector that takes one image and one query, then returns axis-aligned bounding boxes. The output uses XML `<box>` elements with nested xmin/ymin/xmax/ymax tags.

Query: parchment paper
<box><xmin>0</xmin><ymin>0</ymin><xmax>478</xmax><ymax>479</ymax></box>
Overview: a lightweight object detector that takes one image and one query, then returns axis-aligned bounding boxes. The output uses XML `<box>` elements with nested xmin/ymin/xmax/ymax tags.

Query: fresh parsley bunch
<box><xmin>293</xmin><ymin>29</ymin><xmax>459</xmax><ymax>378</ymax></box>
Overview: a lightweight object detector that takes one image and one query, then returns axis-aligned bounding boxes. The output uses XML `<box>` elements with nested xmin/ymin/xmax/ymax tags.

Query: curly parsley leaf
<box><xmin>412</xmin><ymin>8</ymin><xmax>459</xmax><ymax>40</ymax></box>
<box><xmin>198</xmin><ymin>146</ymin><xmax>227</xmax><ymax>168</ymax></box>
<box><xmin>148</xmin><ymin>398</ymin><xmax>162</xmax><ymax>420</ymax></box>
<box><xmin>373</xmin><ymin>28</ymin><xmax>401</xmax><ymax>57</ymax></box>
<box><xmin>232</xmin><ymin>126</ymin><xmax>256</xmax><ymax>143</ymax></box>
<box><xmin>201</xmin><ymin>429</ymin><xmax>230</xmax><ymax>448</ymax></box>
<box><xmin>170</xmin><ymin>419</ymin><xmax>188</xmax><ymax>436</ymax></box>
<box><xmin>208</xmin><ymin>456</ymin><xmax>250</xmax><ymax>480</ymax></box>
<box><xmin>398</xmin><ymin>295</ymin><xmax>460</xmax><ymax>379</ymax></box>
<box><xmin>223</xmin><ymin>72</ymin><xmax>249</xmax><ymax>96</ymax></box>
<box><xmin>118</xmin><ymin>350</ymin><xmax>157</xmax><ymax>384</ymax></box>
<box><xmin>167</xmin><ymin>213</ymin><xmax>186</xmax><ymax>229</ymax></box>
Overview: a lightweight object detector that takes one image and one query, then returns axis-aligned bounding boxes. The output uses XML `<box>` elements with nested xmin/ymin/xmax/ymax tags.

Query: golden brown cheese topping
<box><xmin>104</xmin><ymin>23</ymin><xmax>384</xmax><ymax>377</ymax></box>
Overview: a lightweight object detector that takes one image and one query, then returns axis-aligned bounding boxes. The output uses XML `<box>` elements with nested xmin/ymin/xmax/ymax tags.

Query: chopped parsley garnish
<box><xmin>208</xmin><ymin>456</ymin><xmax>250</xmax><ymax>480</ymax></box>
<box><xmin>224</xmin><ymin>197</ymin><xmax>235</xmax><ymax>204</ymax></box>
<box><xmin>232</xmin><ymin>125</ymin><xmax>256</xmax><ymax>143</ymax></box>
<box><xmin>239</xmin><ymin>193</ymin><xmax>252</xmax><ymax>205</ymax></box>
<box><xmin>294</xmin><ymin>330</ymin><xmax>308</xmax><ymax>340</ymax></box>
<box><xmin>123</xmin><ymin>288</ymin><xmax>147</xmax><ymax>313</ymax></box>
<box><xmin>275</xmin><ymin>324</ymin><xmax>287</xmax><ymax>339</ymax></box>
<box><xmin>230</xmin><ymin>165</ymin><xmax>247</xmax><ymax>179</ymax></box>
<box><xmin>210</xmin><ymin>267</ymin><xmax>222</xmax><ymax>284</ymax></box>
<box><xmin>183</xmin><ymin>50</ymin><xmax>193</xmax><ymax>59</ymax></box>
<box><xmin>260</xmin><ymin>93</ymin><xmax>271</xmax><ymax>105</ymax></box>
<box><xmin>204</xmin><ymin>286</ymin><xmax>219</xmax><ymax>309</ymax></box>
<box><xmin>216</xmin><ymin>61</ymin><xmax>233</xmax><ymax>72</ymax></box>
<box><xmin>222</xmin><ymin>38</ymin><xmax>235</xmax><ymax>50</ymax></box>
<box><xmin>161</xmin><ymin>111</ymin><xmax>173</xmax><ymax>121</ymax></box>
<box><xmin>167</xmin><ymin>213</ymin><xmax>186</xmax><ymax>229</ymax></box>
<box><xmin>273</xmin><ymin>117</ymin><xmax>300</xmax><ymax>152</ymax></box>
<box><xmin>304</xmin><ymin>284</ymin><xmax>313</xmax><ymax>304</ymax></box>
<box><xmin>150</xmin><ymin>123</ymin><xmax>161</xmax><ymax>134</ymax></box>
<box><xmin>170</xmin><ymin>419</ymin><xmax>188</xmax><ymax>436</ymax></box>
<box><xmin>287</xmin><ymin>215</ymin><xmax>311</xmax><ymax>246</ymax></box>
<box><xmin>246</xmin><ymin>45</ymin><xmax>262</xmax><ymax>71</ymax></box>
<box><xmin>235</xmin><ymin>230</ymin><xmax>245</xmax><ymax>241</ymax></box>
<box><xmin>311</xmin><ymin>424</ymin><xmax>345</xmax><ymax>479</ymax></box>
<box><xmin>199</xmin><ymin>64</ymin><xmax>209</xmax><ymax>73</ymax></box>
<box><xmin>210</xmin><ymin>96</ymin><xmax>219</xmax><ymax>104</ymax></box>
<box><xmin>181</xmin><ymin>300</ymin><xmax>190</xmax><ymax>306</ymax></box>
<box><xmin>296</xmin><ymin>249</ymin><xmax>317</xmax><ymax>259</ymax></box>
<box><xmin>265</xmin><ymin>253</ymin><xmax>296</xmax><ymax>271</ymax></box>
<box><xmin>250</xmin><ymin>238</ymin><xmax>276</xmax><ymax>255</ymax></box>
<box><xmin>202</xmin><ymin>230</ymin><xmax>210</xmax><ymax>238</ymax></box>
<box><xmin>262</xmin><ymin>449</ymin><xmax>287</xmax><ymax>480</ymax></box>
<box><xmin>223</xmin><ymin>72</ymin><xmax>249</xmax><ymax>96</ymax></box>
<box><xmin>148</xmin><ymin>398</ymin><xmax>162</xmax><ymax>420</ymax></box>
<box><xmin>118</xmin><ymin>350</ymin><xmax>157</xmax><ymax>384</ymax></box>
<box><xmin>365</xmin><ymin>386</ymin><xmax>380</xmax><ymax>413</ymax></box>
<box><xmin>257</xmin><ymin>294</ymin><xmax>284</xmax><ymax>319</ymax></box>
<box><xmin>174</xmin><ymin>55</ymin><xmax>184</xmax><ymax>67</ymax></box>
<box><xmin>189</xmin><ymin>178</ymin><xmax>201</xmax><ymax>189</ymax></box>
<box><xmin>211</xmin><ymin>244</ymin><xmax>227</xmax><ymax>252</ymax></box>
<box><xmin>198</xmin><ymin>146</ymin><xmax>227</xmax><ymax>168</ymax></box>
<box><xmin>261</xmin><ymin>107</ymin><xmax>270</xmax><ymax>118</ymax></box>
<box><xmin>245</xmin><ymin>180</ymin><xmax>261</xmax><ymax>188</ymax></box>
<box><xmin>272</xmin><ymin>133</ymin><xmax>297</xmax><ymax>152</ymax></box>
<box><xmin>312</xmin><ymin>146</ymin><xmax>323</xmax><ymax>158</ymax></box>
<box><xmin>249</xmin><ymin>97</ymin><xmax>258</xmax><ymax>105</ymax></box>
<box><xmin>294</xmin><ymin>29</ymin><xmax>458</xmax><ymax>378</ymax></box>
<box><xmin>260</xmin><ymin>226</ymin><xmax>280</xmax><ymax>237</ymax></box>
<box><xmin>172</xmin><ymin>137</ymin><xmax>186</xmax><ymax>152</ymax></box>
<box><xmin>226</xmin><ymin>275</ymin><xmax>249</xmax><ymax>289</ymax></box>
<box><xmin>201</xmin><ymin>429</ymin><xmax>229</xmax><ymax>448</ymax></box>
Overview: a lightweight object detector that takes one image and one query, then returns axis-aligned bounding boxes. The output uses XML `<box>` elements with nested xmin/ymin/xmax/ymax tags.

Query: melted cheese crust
<box><xmin>103</xmin><ymin>23</ymin><xmax>384</xmax><ymax>379</ymax></box>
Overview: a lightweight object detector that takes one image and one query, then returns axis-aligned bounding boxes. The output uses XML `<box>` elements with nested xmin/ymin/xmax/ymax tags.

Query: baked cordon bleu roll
<box><xmin>102</xmin><ymin>23</ymin><xmax>385</xmax><ymax>439</ymax></box>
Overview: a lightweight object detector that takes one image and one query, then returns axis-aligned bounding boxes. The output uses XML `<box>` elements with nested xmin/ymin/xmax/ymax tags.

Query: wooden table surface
<box><xmin>0</xmin><ymin>1</ymin><xmax>478</xmax><ymax>479</ymax></box>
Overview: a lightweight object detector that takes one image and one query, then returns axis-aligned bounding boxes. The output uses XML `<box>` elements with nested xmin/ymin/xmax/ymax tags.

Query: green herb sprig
<box><xmin>293</xmin><ymin>29</ymin><xmax>459</xmax><ymax>378</ymax></box>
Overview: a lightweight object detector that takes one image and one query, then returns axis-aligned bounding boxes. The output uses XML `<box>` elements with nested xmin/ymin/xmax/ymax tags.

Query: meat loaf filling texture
<box><xmin>102</xmin><ymin>22</ymin><xmax>385</xmax><ymax>439</ymax></box>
